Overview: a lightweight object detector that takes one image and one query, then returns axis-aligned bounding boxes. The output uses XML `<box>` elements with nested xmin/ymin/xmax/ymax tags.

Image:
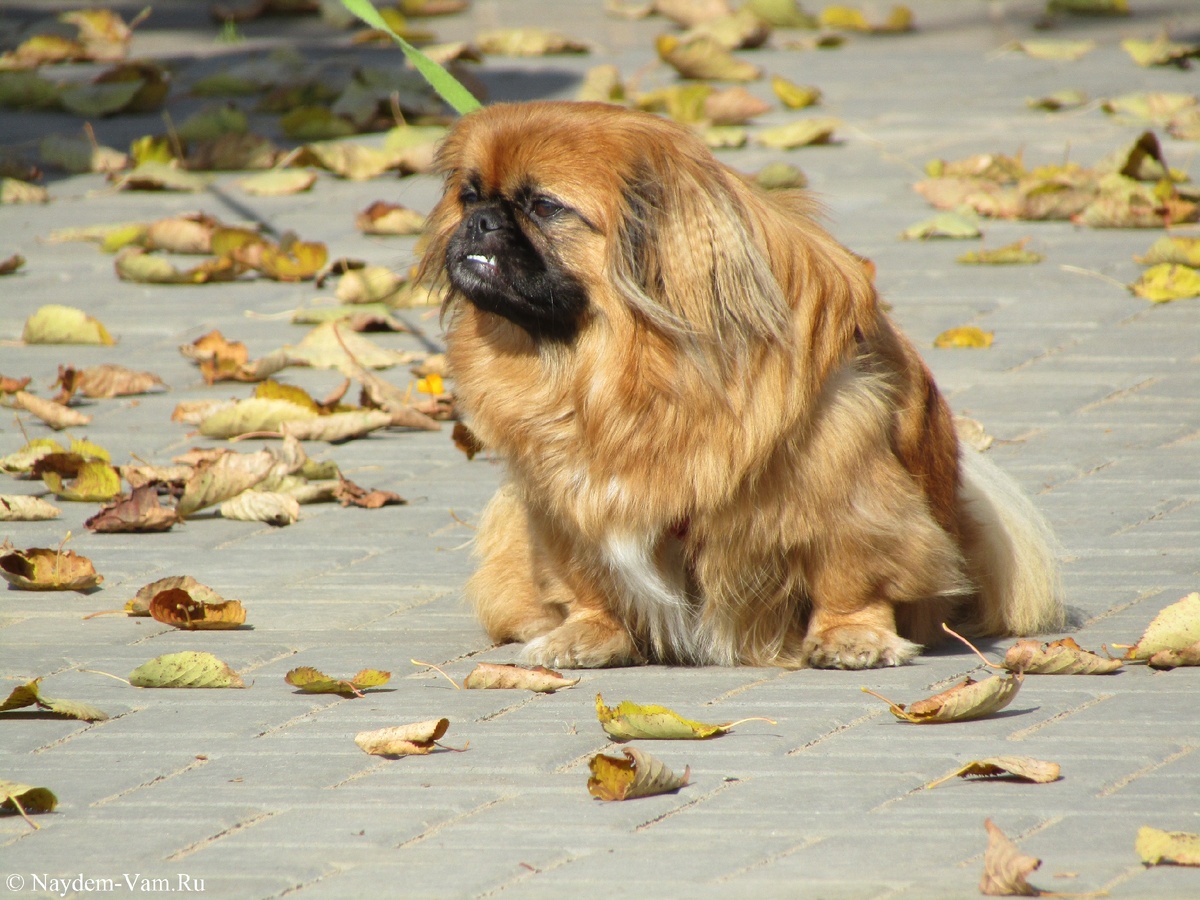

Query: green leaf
<box><xmin>0</xmin><ymin>677</ymin><xmax>109</xmax><ymax>721</ymax></box>
<box><xmin>128</xmin><ymin>651</ymin><xmax>246</xmax><ymax>688</ymax></box>
<box><xmin>595</xmin><ymin>693</ymin><xmax>772</xmax><ymax>740</ymax></box>
<box><xmin>338</xmin><ymin>0</ymin><xmax>480</xmax><ymax>115</ymax></box>
<box><xmin>285</xmin><ymin>666</ymin><xmax>391</xmax><ymax>697</ymax></box>
<box><xmin>0</xmin><ymin>780</ymin><xmax>58</xmax><ymax>828</ymax></box>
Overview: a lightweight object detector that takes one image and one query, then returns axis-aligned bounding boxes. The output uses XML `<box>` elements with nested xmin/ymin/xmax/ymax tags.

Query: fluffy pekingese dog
<box><xmin>420</xmin><ymin>101</ymin><xmax>1064</xmax><ymax>669</ymax></box>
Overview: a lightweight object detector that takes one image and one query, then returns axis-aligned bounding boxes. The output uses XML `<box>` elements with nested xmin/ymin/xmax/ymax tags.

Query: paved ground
<box><xmin>2</xmin><ymin>0</ymin><xmax>1199</xmax><ymax>897</ymax></box>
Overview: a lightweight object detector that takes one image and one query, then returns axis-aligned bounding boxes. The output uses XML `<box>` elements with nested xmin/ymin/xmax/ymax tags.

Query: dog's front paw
<box><xmin>802</xmin><ymin>625</ymin><xmax>920</xmax><ymax>669</ymax></box>
<box><xmin>522</xmin><ymin>620</ymin><xmax>643</xmax><ymax>669</ymax></box>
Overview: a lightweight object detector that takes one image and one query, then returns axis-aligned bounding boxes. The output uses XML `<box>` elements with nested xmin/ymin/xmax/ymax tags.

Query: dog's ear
<box><xmin>611</xmin><ymin>151</ymin><xmax>792</xmax><ymax>356</ymax></box>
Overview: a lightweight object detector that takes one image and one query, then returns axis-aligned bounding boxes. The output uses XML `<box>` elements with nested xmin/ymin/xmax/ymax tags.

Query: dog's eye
<box><xmin>459</xmin><ymin>186</ymin><xmax>480</xmax><ymax>205</ymax></box>
<box><xmin>529</xmin><ymin>196</ymin><xmax>564</xmax><ymax>220</ymax></box>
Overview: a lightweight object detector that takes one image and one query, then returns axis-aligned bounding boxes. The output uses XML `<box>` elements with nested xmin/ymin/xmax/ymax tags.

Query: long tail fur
<box><xmin>957</xmin><ymin>446</ymin><xmax>1065</xmax><ymax>636</ymax></box>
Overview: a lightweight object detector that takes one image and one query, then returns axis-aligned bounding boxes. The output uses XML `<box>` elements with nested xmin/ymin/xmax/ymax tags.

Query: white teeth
<box><xmin>466</xmin><ymin>254</ymin><xmax>496</xmax><ymax>267</ymax></box>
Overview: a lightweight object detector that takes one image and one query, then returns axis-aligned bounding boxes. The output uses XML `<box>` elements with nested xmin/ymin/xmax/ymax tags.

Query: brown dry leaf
<box><xmin>176</xmin><ymin>449</ymin><xmax>276</xmax><ymax>517</ymax></box>
<box><xmin>179</xmin><ymin>330</ymin><xmax>262</xmax><ymax>384</ymax></box>
<box><xmin>280</xmin><ymin>409</ymin><xmax>394</xmax><ymax>443</ymax></box>
<box><xmin>22</xmin><ymin>305</ymin><xmax>114</xmax><ymax>345</ymax></box>
<box><xmin>656</xmin><ymin>34</ymin><xmax>760</xmax><ymax>82</ymax></box>
<box><xmin>452</xmin><ymin>421</ymin><xmax>484</xmax><ymax>460</ymax></box>
<box><xmin>286</xmin><ymin>666</ymin><xmax>392</xmax><ymax>697</ymax></box>
<box><xmin>42</xmin><ymin>460</ymin><xmax>121</xmax><ymax>502</ymax></box>
<box><xmin>475</xmin><ymin>28</ymin><xmax>588</xmax><ymax>57</ymax></box>
<box><xmin>149</xmin><ymin>587</ymin><xmax>247</xmax><ymax>630</ymax></box>
<box><xmin>144</xmin><ymin>213</ymin><xmax>219</xmax><ymax>253</ymax></box>
<box><xmin>1</xmin><ymin>253</ymin><xmax>26</xmax><ymax>274</ymax></box>
<box><xmin>219</xmin><ymin>490</ymin><xmax>300</xmax><ymax>525</ymax></box>
<box><xmin>355</xmin><ymin>201</ymin><xmax>427</xmax><ymax>235</ymax></box>
<box><xmin>0</xmin><ymin>495</ymin><xmax>61</xmax><ymax>521</ymax></box>
<box><xmin>587</xmin><ymin>747</ymin><xmax>690</xmax><ymax>801</ymax></box>
<box><xmin>925</xmin><ymin>757</ymin><xmax>1061</xmax><ymax>790</ymax></box>
<box><xmin>1136</xmin><ymin>826</ymin><xmax>1200</xmax><ymax>866</ymax></box>
<box><xmin>84</xmin><ymin>485</ymin><xmax>179</xmax><ymax>533</ymax></box>
<box><xmin>8</xmin><ymin>391</ymin><xmax>92</xmax><ymax>430</ymax></box>
<box><xmin>333</xmin><ymin>475</ymin><xmax>406</xmax><ymax>508</ymax></box>
<box><xmin>862</xmin><ymin>673</ymin><xmax>1022</xmax><ymax>724</ymax></box>
<box><xmin>933</xmin><ymin>326</ymin><xmax>994</xmax><ymax>349</ymax></box>
<box><xmin>596</xmin><ymin>693</ymin><xmax>771</xmax><ymax>740</ymax></box>
<box><xmin>703</xmin><ymin>86</ymin><xmax>771</xmax><ymax>125</ymax></box>
<box><xmin>0</xmin><ymin>677</ymin><xmax>108</xmax><ymax>722</ymax></box>
<box><xmin>66</xmin><ymin>364</ymin><xmax>165</xmax><ymax>399</ymax></box>
<box><xmin>1126</xmin><ymin>591</ymin><xmax>1200</xmax><ymax>660</ymax></box>
<box><xmin>980</xmin><ymin>819</ymin><xmax>1043</xmax><ymax>896</ymax></box>
<box><xmin>125</xmin><ymin>575</ymin><xmax>220</xmax><ymax>616</ymax></box>
<box><xmin>462</xmin><ymin>663</ymin><xmax>580</xmax><ymax>693</ymax></box>
<box><xmin>0</xmin><ymin>544</ymin><xmax>103</xmax><ymax>592</ymax></box>
<box><xmin>1002</xmin><ymin>637</ymin><xmax>1123</xmax><ymax>674</ymax></box>
<box><xmin>355</xmin><ymin>719</ymin><xmax>451</xmax><ymax>756</ymax></box>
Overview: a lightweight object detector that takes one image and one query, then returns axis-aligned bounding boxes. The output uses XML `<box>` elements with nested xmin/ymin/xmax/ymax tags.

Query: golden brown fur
<box><xmin>420</xmin><ymin>101</ymin><xmax>1064</xmax><ymax>669</ymax></box>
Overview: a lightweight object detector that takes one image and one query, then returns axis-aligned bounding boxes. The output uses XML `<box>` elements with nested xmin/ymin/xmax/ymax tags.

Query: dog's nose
<box><xmin>466</xmin><ymin>207</ymin><xmax>504</xmax><ymax>236</ymax></box>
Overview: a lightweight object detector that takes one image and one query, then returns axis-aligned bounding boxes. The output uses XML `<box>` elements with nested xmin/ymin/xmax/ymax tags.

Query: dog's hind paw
<box><xmin>802</xmin><ymin>625</ymin><xmax>920</xmax><ymax>669</ymax></box>
<box><xmin>521</xmin><ymin>620</ymin><xmax>643</xmax><ymax>669</ymax></box>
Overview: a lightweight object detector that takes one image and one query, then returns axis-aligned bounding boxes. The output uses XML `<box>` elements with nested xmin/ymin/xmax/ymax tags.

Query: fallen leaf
<box><xmin>355</xmin><ymin>200</ymin><xmax>426</xmax><ymax>235</ymax></box>
<box><xmin>452</xmin><ymin>421</ymin><xmax>484</xmax><ymax>459</ymax></box>
<box><xmin>1102</xmin><ymin>92</ymin><xmax>1196</xmax><ymax>126</ymax></box>
<box><xmin>65</xmin><ymin>364</ymin><xmax>166</xmax><ymax>399</ymax></box>
<box><xmin>475</xmin><ymin>28</ymin><xmax>588</xmax><ymax>56</ymax></box>
<box><xmin>0</xmin><ymin>545</ymin><xmax>102</xmax><ymax>592</ymax></box>
<box><xmin>753</xmin><ymin>162</ymin><xmax>808</xmax><ymax>191</ymax></box>
<box><xmin>0</xmin><ymin>253</ymin><xmax>24</xmax><ymax>274</ymax></box>
<box><xmin>656</xmin><ymin>0</ymin><xmax>732</xmax><ymax>27</ymax></box>
<box><xmin>149</xmin><ymin>588</ymin><xmax>246</xmax><ymax>630</ymax></box>
<box><xmin>820</xmin><ymin>4</ymin><xmax>914</xmax><ymax>33</ymax></box>
<box><xmin>682</xmin><ymin>8</ymin><xmax>771</xmax><ymax>51</ymax></box>
<box><xmin>1136</xmin><ymin>826</ymin><xmax>1200</xmax><ymax>866</ymax></box>
<box><xmin>355</xmin><ymin>719</ymin><xmax>450</xmax><ymax>756</ymax></box>
<box><xmin>332</xmin><ymin>475</ymin><xmax>406</xmax><ymax>508</ymax></box>
<box><xmin>22</xmin><ymin>304</ymin><xmax>114</xmax><ymax>345</ymax></box>
<box><xmin>957</xmin><ymin>241</ymin><xmax>1043</xmax><ymax>265</ymax></box>
<box><xmin>1002</xmin><ymin>637</ymin><xmax>1123</xmax><ymax>674</ymax></box>
<box><xmin>1026</xmin><ymin>89</ymin><xmax>1087</xmax><ymax>112</ymax></box>
<box><xmin>335</xmin><ymin>265</ymin><xmax>407</xmax><ymax>303</ymax></box>
<box><xmin>0</xmin><ymin>780</ymin><xmax>57</xmax><ymax>829</ymax></box>
<box><xmin>0</xmin><ymin>178</ymin><xmax>49</xmax><ymax>204</ymax></box>
<box><xmin>1148</xmin><ymin>641</ymin><xmax>1200</xmax><ymax>670</ymax></box>
<box><xmin>219</xmin><ymin>490</ymin><xmax>300</xmax><ymax>525</ymax></box>
<box><xmin>587</xmin><ymin>747</ymin><xmax>691</xmax><ymax>801</ymax></box>
<box><xmin>238</xmin><ymin>168</ymin><xmax>317</xmax><ymax>196</ymax></box>
<box><xmin>128</xmin><ymin>652</ymin><xmax>245</xmax><ymax>688</ymax></box>
<box><xmin>745</xmin><ymin>0</ymin><xmax>818</xmax><ymax>28</ymax></box>
<box><xmin>114</xmin><ymin>162</ymin><xmax>213</xmax><ymax>193</ymax></box>
<box><xmin>771</xmin><ymin>75</ymin><xmax>821</xmax><ymax>110</ymax></box>
<box><xmin>463</xmin><ymin>663</ymin><xmax>580</xmax><ymax>693</ymax></box>
<box><xmin>1130</xmin><ymin>264</ymin><xmax>1200</xmax><ymax>303</ymax></box>
<box><xmin>1135</xmin><ymin>236</ymin><xmax>1200</xmax><ymax>267</ymax></box>
<box><xmin>85</xmin><ymin>485</ymin><xmax>179</xmax><ymax>533</ymax></box>
<box><xmin>980</xmin><ymin>819</ymin><xmax>1043</xmax><ymax>896</ymax></box>
<box><xmin>1121</xmin><ymin>35</ymin><xmax>1200</xmax><ymax>69</ymax></box>
<box><xmin>8</xmin><ymin>391</ymin><xmax>92</xmax><ymax>430</ymax></box>
<box><xmin>754</xmin><ymin>117</ymin><xmax>840</xmax><ymax>149</ymax></box>
<box><xmin>176</xmin><ymin>449</ymin><xmax>276</xmax><ymax>517</ymax></box>
<box><xmin>900</xmin><ymin>211</ymin><xmax>981</xmax><ymax>240</ymax></box>
<box><xmin>595</xmin><ymin>693</ymin><xmax>771</xmax><ymax>740</ymax></box>
<box><xmin>42</xmin><ymin>459</ymin><xmax>121</xmax><ymax>502</ymax></box>
<box><xmin>286</xmin><ymin>666</ymin><xmax>391</xmax><ymax>697</ymax></box>
<box><xmin>0</xmin><ymin>677</ymin><xmax>108</xmax><ymax>721</ymax></box>
<box><xmin>656</xmin><ymin>34</ymin><xmax>760</xmax><ymax>82</ymax></box>
<box><xmin>862</xmin><ymin>673</ymin><xmax>1022</xmax><ymax>723</ymax></box>
<box><xmin>0</xmin><ymin>495</ymin><xmax>61</xmax><ymax>521</ymax></box>
<box><xmin>1010</xmin><ymin>39</ymin><xmax>1095</xmax><ymax>61</ymax></box>
<box><xmin>934</xmin><ymin>326</ymin><xmax>994</xmax><ymax>349</ymax></box>
<box><xmin>1125</xmin><ymin>591</ymin><xmax>1200</xmax><ymax>660</ymax></box>
<box><xmin>925</xmin><ymin>757</ymin><xmax>1061</xmax><ymax>790</ymax></box>
<box><xmin>124</xmin><ymin>576</ymin><xmax>221</xmax><ymax>617</ymax></box>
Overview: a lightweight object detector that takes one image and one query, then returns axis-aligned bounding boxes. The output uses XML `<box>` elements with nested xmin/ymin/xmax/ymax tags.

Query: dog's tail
<box><xmin>957</xmin><ymin>446</ymin><xmax>1065</xmax><ymax>636</ymax></box>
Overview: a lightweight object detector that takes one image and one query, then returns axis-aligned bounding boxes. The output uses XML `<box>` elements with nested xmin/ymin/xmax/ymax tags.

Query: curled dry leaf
<box><xmin>1003</xmin><ymin>637</ymin><xmax>1123</xmax><ymax>675</ymax></box>
<box><xmin>980</xmin><ymin>819</ymin><xmax>1043</xmax><ymax>896</ymax></box>
<box><xmin>237</xmin><ymin>168</ymin><xmax>317</xmax><ymax>197</ymax></box>
<box><xmin>0</xmin><ymin>495</ymin><xmax>61</xmax><ymax>521</ymax></box>
<box><xmin>84</xmin><ymin>485</ymin><xmax>179</xmax><ymax>533</ymax></box>
<box><xmin>1136</xmin><ymin>826</ymin><xmax>1200</xmax><ymax>866</ymax></box>
<box><xmin>8</xmin><ymin>391</ymin><xmax>92</xmax><ymax>430</ymax></box>
<box><xmin>21</xmin><ymin>309</ymin><xmax>110</xmax><ymax>348</ymax></box>
<box><xmin>280</xmin><ymin>409</ymin><xmax>394</xmax><ymax>443</ymax></box>
<box><xmin>219</xmin><ymin>490</ymin><xmax>300</xmax><ymax>525</ymax></box>
<box><xmin>355</xmin><ymin>719</ymin><xmax>450</xmax><ymax>757</ymax></box>
<box><xmin>1147</xmin><ymin>641</ymin><xmax>1200</xmax><ymax>670</ymax></box>
<box><xmin>125</xmin><ymin>575</ymin><xmax>221</xmax><ymax>616</ymax></box>
<box><xmin>452</xmin><ymin>421</ymin><xmax>484</xmax><ymax>460</ymax></box>
<box><xmin>42</xmin><ymin>460</ymin><xmax>121</xmax><ymax>502</ymax></box>
<box><xmin>587</xmin><ymin>747</ymin><xmax>690</xmax><ymax>802</ymax></box>
<box><xmin>0</xmin><ymin>545</ymin><xmax>103</xmax><ymax>592</ymax></box>
<box><xmin>355</xmin><ymin>201</ymin><xmax>426</xmax><ymax>235</ymax></box>
<box><xmin>595</xmin><ymin>693</ymin><xmax>772</xmax><ymax>740</ymax></box>
<box><xmin>0</xmin><ymin>677</ymin><xmax>109</xmax><ymax>721</ymax></box>
<box><xmin>333</xmin><ymin>475</ymin><xmax>407</xmax><ymax>508</ymax></box>
<box><xmin>1126</xmin><ymin>591</ymin><xmax>1200</xmax><ymax>660</ymax></box>
<box><xmin>862</xmin><ymin>673</ymin><xmax>1022</xmax><ymax>724</ymax></box>
<box><xmin>60</xmin><ymin>364</ymin><xmax>166</xmax><ymax>399</ymax></box>
<box><xmin>149</xmin><ymin>588</ymin><xmax>246</xmax><ymax>630</ymax></box>
<box><xmin>656</xmin><ymin>34</ymin><xmax>760</xmax><ymax>82</ymax></box>
<box><xmin>900</xmin><ymin>212</ymin><xmax>981</xmax><ymax>240</ymax></box>
<box><xmin>462</xmin><ymin>663</ymin><xmax>580</xmax><ymax>693</ymax></box>
<box><xmin>176</xmin><ymin>449</ymin><xmax>276</xmax><ymax>517</ymax></box>
<box><xmin>934</xmin><ymin>326</ymin><xmax>994</xmax><ymax>349</ymax></box>
<box><xmin>128</xmin><ymin>651</ymin><xmax>245</xmax><ymax>689</ymax></box>
<box><xmin>755</xmin><ymin>118</ymin><xmax>840</xmax><ymax>149</ymax></box>
<box><xmin>285</xmin><ymin>666</ymin><xmax>391</xmax><ymax>697</ymax></box>
<box><xmin>475</xmin><ymin>28</ymin><xmax>588</xmax><ymax>57</ymax></box>
<box><xmin>925</xmin><ymin>757</ymin><xmax>1061</xmax><ymax>790</ymax></box>
<box><xmin>0</xmin><ymin>781</ymin><xmax>57</xmax><ymax>829</ymax></box>
<box><xmin>0</xmin><ymin>253</ymin><xmax>25</xmax><ymax>274</ymax></box>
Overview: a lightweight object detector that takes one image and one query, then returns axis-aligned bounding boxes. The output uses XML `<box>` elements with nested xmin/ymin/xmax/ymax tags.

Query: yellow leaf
<box><xmin>956</xmin><ymin>241</ymin><xmax>1043</xmax><ymax>265</ymax></box>
<box><xmin>355</xmin><ymin>719</ymin><xmax>450</xmax><ymax>756</ymax></box>
<box><xmin>587</xmin><ymin>747</ymin><xmax>690</xmax><ymax>801</ymax></box>
<box><xmin>1</xmin><ymin>178</ymin><xmax>49</xmax><ymax>204</ymax></box>
<box><xmin>595</xmin><ymin>693</ymin><xmax>772</xmax><ymax>740</ymax></box>
<box><xmin>755</xmin><ymin>117</ymin><xmax>840</xmax><ymax>149</ymax></box>
<box><xmin>656</xmin><ymin>34</ymin><xmax>760</xmax><ymax>82</ymax></box>
<box><xmin>237</xmin><ymin>168</ymin><xmax>317</xmax><ymax>196</ymax></box>
<box><xmin>925</xmin><ymin>757</ymin><xmax>1061</xmax><ymax>790</ymax></box>
<box><xmin>862</xmin><ymin>673</ymin><xmax>1022</xmax><ymax>723</ymax></box>
<box><xmin>771</xmin><ymin>75</ymin><xmax>821</xmax><ymax>109</ymax></box>
<box><xmin>1125</xmin><ymin>591</ymin><xmax>1200</xmax><ymax>660</ymax></box>
<box><xmin>933</xmin><ymin>325</ymin><xmax>993</xmax><ymax>349</ymax></box>
<box><xmin>42</xmin><ymin>460</ymin><xmax>121</xmax><ymax>502</ymax></box>
<box><xmin>286</xmin><ymin>666</ymin><xmax>391</xmax><ymax>696</ymax></box>
<box><xmin>1136</xmin><ymin>826</ymin><xmax>1200</xmax><ymax>867</ymax></box>
<box><xmin>1130</xmin><ymin>264</ymin><xmax>1200</xmax><ymax>303</ymax></box>
<box><xmin>1011</xmin><ymin>39</ymin><xmax>1095</xmax><ymax>61</ymax></box>
<box><xmin>0</xmin><ymin>546</ymin><xmax>103</xmax><ymax>592</ymax></box>
<box><xmin>475</xmin><ymin>28</ymin><xmax>588</xmax><ymax>57</ymax></box>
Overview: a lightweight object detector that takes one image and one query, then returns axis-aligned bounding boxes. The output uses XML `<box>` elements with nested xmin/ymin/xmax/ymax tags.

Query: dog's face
<box><xmin>421</xmin><ymin>101</ymin><xmax>807</xmax><ymax>357</ymax></box>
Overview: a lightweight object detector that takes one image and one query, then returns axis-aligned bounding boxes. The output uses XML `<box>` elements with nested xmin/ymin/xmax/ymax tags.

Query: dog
<box><xmin>419</xmin><ymin>100</ymin><xmax>1064</xmax><ymax>669</ymax></box>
